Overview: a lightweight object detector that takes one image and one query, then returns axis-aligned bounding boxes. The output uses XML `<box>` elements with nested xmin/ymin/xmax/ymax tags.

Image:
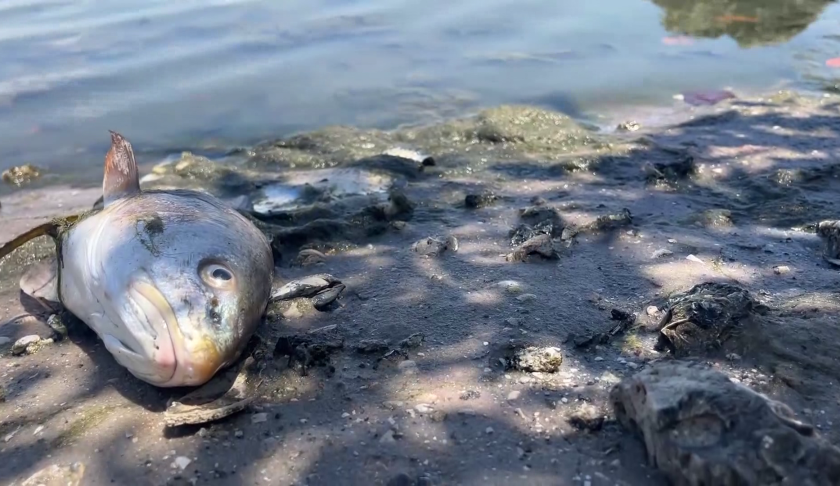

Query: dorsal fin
<box><xmin>103</xmin><ymin>130</ymin><xmax>140</xmax><ymax>205</ymax></box>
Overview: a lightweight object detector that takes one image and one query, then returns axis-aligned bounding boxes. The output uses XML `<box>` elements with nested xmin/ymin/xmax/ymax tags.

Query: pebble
<box><xmin>485</xmin><ymin>427</ymin><xmax>494</xmax><ymax>435</ymax></box>
<box><xmin>234</xmin><ymin>430</ymin><xmax>244</xmax><ymax>438</ymax></box>
<box><xmin>11</xmin><ymin>335</ymin><xmax>41</xmax><ymax>355</ymax></box>
<box><xmin>686</xmin><ymin>254</ymin><xmax>704</xmax><ymax>264</ymax></box>
<box><xmin>415</xmin><ymin>404</ymin><xmax>433</xmax><ymax>414</ymax></box>
<box><xmin>251</xmin><ymin>413</ymin><xmax>268</xmax><ymax>424</ymax></box>
<box><xmin>668</xmin><ymin>238</ymin><xmax>677</xmax><ymax>244</ymax></box>
<box><xmin>507</xmin><ymin>390</ymin><xmax>521</xmax><ymax>401</ymax></box>
<box><xmin>341</xmin><ymin>412</ymin><xmax>351</xmax><ymax>418</ymax></box>
<box><xmin>626</xmin><ymin>362</ymin><xmax>640</xmax><ymax>370</ymax></box>
<box><xmin>594</xmin><ymin>357</ymin><xmax>604</xmax><ymax>362</ymax></box>
<box><xmin>646</xmin><ymin>305</ymin><xmax>659</xmax><ymax>316</ymax></box>
<box><xmin>516</xmin><ymin>293</ymin><xmax>537</xmax><ymax>303</ymax></box>
<box><xmin>497</xmin><ymin>280</ymin><xmax>524</xmax><ymax>294</ymax></box>
<box><xmin>387</xmin><ymin>472</ymin><xmax>414</xmax><ymax>486</ymax></box>
<box><xmin>173</xmin><ymin>457</ymin><xmax>191</xmax><ymax>470</ymax></box>
<box><xmin>773</xmin><ymin>265</ymin><xmax>791</xmax><ymax>275</ymax></box>
<box><xmin>651</xmin><ymin>249</ymin><xmax>673</xmax><ymax>259</ymax></box>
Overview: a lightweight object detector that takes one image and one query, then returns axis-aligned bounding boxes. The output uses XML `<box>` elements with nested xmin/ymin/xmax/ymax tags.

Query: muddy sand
<box><xmin>1</xmin><ymin>90</ymin><xmax>840</xmax><ymax>485</ymax></box>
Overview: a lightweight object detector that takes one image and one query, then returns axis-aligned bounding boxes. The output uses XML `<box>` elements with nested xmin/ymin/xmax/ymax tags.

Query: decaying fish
<box><xmin>0</xmin><ymin>132</ymin><xmax>274</xmax><ymax>388</ymax></box>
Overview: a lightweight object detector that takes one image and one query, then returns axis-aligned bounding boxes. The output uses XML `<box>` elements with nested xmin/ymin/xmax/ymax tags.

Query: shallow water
<box><xmin>1</xmin><ymin>0</ymin><xmax>840</xmax><ymax>179</ymax></box>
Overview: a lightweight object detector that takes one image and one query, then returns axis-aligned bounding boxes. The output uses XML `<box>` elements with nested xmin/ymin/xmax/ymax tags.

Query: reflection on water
<box><xmin>0</xmin><ymin>0</ymin><xmax>840</xmax><ymax>185</ymax></box>
<box><xmin>652</xmin><ymin>0</ymin><xmax>836</xmax><ymax>47</ymax></box>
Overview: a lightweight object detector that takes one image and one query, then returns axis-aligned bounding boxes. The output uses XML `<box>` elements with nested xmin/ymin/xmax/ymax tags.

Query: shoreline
<box><xmin>1</xmin><ymin>85</ymin><xmax>840</xmax><ymax>485</ymax></box>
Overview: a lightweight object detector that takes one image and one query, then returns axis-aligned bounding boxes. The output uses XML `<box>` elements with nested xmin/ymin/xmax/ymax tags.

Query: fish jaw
<box><xmin>128</xmin><ymin>279</ymin><xmax>224</xmax><ymax>387</ymax></box>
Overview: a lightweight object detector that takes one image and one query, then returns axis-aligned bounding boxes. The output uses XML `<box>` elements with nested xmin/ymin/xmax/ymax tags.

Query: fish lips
<box><xmin>127</xmin><ymin>279</ymin><xmax>224</xmax><ymax>387</ymax></box>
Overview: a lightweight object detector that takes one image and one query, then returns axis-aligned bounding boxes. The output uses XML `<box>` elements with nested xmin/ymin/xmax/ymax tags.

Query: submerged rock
<box><xmin>2</xmin><ymin>164</ymin><xmax>41</xmax><ymax>186</ymax></box>
<box><xmin>655</xmin><ymin>282</ymin><xmax>759</xmax><ymax>357</ymax></box>
<box><xmin>694</xmin><ymin>208</ymin><xmax>735</xmax><ymax>228</ymax></box>
<box><xmin>464</xmin><ymin>191</ymin><xmax>499</xmax><ymax>209</ymax></box>
<box><xmin>611</xmin><ymin>360</ymin><xmax>840</xmax><ymax>486</ymax></box>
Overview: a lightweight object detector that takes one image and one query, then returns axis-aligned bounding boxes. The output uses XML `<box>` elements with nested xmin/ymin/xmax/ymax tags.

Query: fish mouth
<box><xmin>129</xmin><ymin>280</ymin><xmax>223</xmax><ymax>387</ymax></box>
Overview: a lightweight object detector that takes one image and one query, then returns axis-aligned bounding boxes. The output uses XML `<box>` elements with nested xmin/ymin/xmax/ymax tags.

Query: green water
<box><xmin>0</xmin><ymin>0</ymin><xmax>839</xmax><ymax>177</ymax></box>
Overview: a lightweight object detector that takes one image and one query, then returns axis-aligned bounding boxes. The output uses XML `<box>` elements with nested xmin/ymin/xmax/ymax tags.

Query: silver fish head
<box><xmin>59</xmin><ymin>132</ymin><xmax>274</xmax><ymax>387</ymax></box>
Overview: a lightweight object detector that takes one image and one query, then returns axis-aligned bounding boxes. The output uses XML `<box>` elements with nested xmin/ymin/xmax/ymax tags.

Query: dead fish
<box><xmin>0</xmin><ymin>132</ymin><xmax>274</xmax><ymax>387</ymax></box>
<box><xmin>271</xmin><ymin>274</ymin><xmax>342</xmax><ymax>300</ymax></box>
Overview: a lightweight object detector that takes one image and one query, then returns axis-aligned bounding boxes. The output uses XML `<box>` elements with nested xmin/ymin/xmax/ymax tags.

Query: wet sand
<box><xmin>1</xmin><ymin>89</ymin><xmax>840</xmax><ymax>485</ymax></box>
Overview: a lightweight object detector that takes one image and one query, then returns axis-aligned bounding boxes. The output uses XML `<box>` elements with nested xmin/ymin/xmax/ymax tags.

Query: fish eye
<box><xmin>199</xmin><ymin>262</ymin><xmax>235</xmax><ymax>289</ymax></box>
<box><xmin>212</xmin><ymin>268</ymin><xmax>231</xmax><ymax>281</ymax></box>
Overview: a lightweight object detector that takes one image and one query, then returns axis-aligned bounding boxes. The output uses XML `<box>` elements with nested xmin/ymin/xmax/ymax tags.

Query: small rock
<box><xmin>485</xmin><ymin>427</ymin><xmax>494</xmax><ymax>435</ymax></box>
<box><xmin>668</xmin><ymin>238</ymin><xmax>677</xmax><ymax>244</ymax></box>
<box><xmin>651</xmin><ymin>249</ymin><xmax>673</xmax><ymax>259</ymax></box>
<box><xmin>234</xmin><ymin>429</ymin><xmax>244</xmax><ymax>439</ymax></box>
<box><xmin>356</xmin><ymin>339</ymin><xmax>390</xmax><ymax>354</ymax></box>
<box><xmin>294</xmin><ymin>249</ymin><xmax>327</xmax><ymax>267</ymax></box>
<box><xmin>12</xmin><ymin>335</ymin><xmax>42</xmax><ymax>356</ymax></box>
<box><xmin>507</xmin><ymin>390</ymin><xmax>522</xmax><ymax>401</ymax></box>
<box><xmin>459</xmin><ymin>390</ymin><xmax>481</xmax><ymax>400</ymax></box>
<box><xmin>516</xmin><ymin>293</ymin><xmax>537</xmax><ymax>303</ymax></box>
<box><xmin>773</xmin><ymin>265</ymin><xmax>791</xmax><ymax>275</ymax></box>
<box><xmin>387</xmin><ymin>473</ymin><xmax>414</xmax><ymax>486</ymax></box>
<box><xmin>398</xmin><ymin>333</ymin><xmax>425</xmax><ymax>349</ymax></box>
<box><xmin>251</xmin><ymin>413</ymin><xmax>268</xmax><ymax>424</ymax></box>
<box><xmin>412</xmin><ymin>236</ymin><xmax>458</xmax><ymax>256</ymax></box>
<box><xmin>646</xmin><ymin>305</ymin><xmax>659</xmax><ymax>316</ymax></box>
<box><xmin>686</xmin><ymin>254</ymin><xmax>704</xmax><ymax>264</ymax></box>
<box><xmin>415</xmin><ymin>404</ymin><xmax>433</xmax><ymax>414</ymax></box>
<box><xmin>616</xmin><ymin>121</ymin><xmax>641</xmax><ymax>132</ymax></box>
<box><xmin>173</xmin><ymin>456</ymin><xmax>192</xmax><ymax>470</ymax></box>
<box><xmin>510</xmin><ymin>346</ymin><xmax>563</xmax><ymax>373</ymax></box>
<box><xmin>497</xmin><ymin>280</ymin><xmax>524</xmax><ymax>294</ymax></box>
